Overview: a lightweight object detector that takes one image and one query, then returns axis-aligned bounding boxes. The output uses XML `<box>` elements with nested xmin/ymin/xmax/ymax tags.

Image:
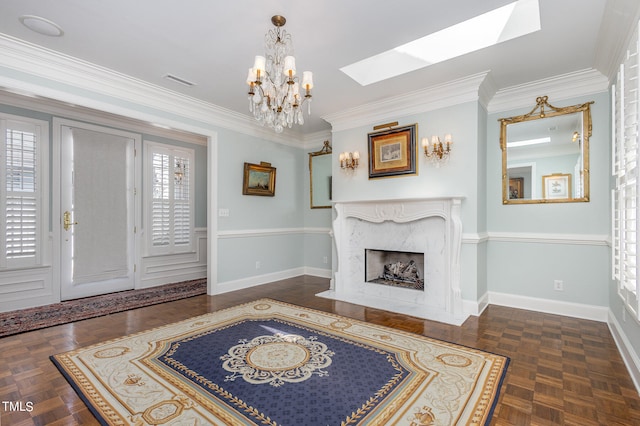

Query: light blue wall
<box><xmin>475</xmin><ymin>104</ymin><xmax>489</xmax><ymax>300</ymax></box>
<box><xmin>302</xmin><ymin>142</ymin><xmax>333</xmax><ymax>271</ymax></box>
<box><xmin>331</xmin><ymin>102</ymin><xmax>481</xmax><ymax>229</ymax></box>
<box><xmin>486</xmin><ymin>91</ymin><xmax>610</xmax><ymax>306</ymax></box>
<box><xmin>330</xmin><ymin>101</ymin><xmax>485</xmax><ymax>301</ymax></box>
<box><xmin>216</xmin><ymin>129</ymin><xmax>305</xmax><ymax>231</ymax></box>
<box><xmin>215</xmin><ymin>128</ymin><xmax>309</xmax><ymax>282</ymax></box>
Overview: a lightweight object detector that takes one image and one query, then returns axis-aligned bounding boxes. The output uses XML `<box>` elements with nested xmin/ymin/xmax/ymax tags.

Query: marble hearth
<box><xmin>317</xmin><ymin>197</ymin><xmax>467</xmax><ymax>325</ymax></box>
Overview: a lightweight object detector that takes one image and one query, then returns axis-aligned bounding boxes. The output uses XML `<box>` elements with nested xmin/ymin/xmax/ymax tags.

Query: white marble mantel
<box><xmin>317</xmin><ymin>197</ymin><xmax>467</xmax><ymax>325</ymax></box>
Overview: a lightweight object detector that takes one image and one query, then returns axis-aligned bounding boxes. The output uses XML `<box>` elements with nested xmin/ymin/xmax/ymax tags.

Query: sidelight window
<box><xmin>0</xmin><ymin>116</ymin><xmax>48</xmax><ymax>268</ymax></box>
<box><xmin>145</xmin><ymin>141</ymin><xmax>194</xmax><ymax>255</ymax></box>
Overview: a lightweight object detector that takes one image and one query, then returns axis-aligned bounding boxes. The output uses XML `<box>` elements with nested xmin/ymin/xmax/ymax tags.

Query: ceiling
<box><xmin>0</xmin><ymin>0</ymin><xmax>638</xmax><ymax>135</ymax></box>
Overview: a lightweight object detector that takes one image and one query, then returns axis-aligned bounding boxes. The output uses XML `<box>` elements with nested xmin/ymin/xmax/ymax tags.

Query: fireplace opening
<box><xmin>365</xmin><ymin>249</ymin><xmax>425</xmax><ymax>290</ymax></box>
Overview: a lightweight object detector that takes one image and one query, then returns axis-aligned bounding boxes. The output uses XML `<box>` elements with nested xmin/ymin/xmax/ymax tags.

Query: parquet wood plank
<box><xmin>0</xmin><ymin>275</ymin><xmax>639</xmax><ymax>425</ymax></box>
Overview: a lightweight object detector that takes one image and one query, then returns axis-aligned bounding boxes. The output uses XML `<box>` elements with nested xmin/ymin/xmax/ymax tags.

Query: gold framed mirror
<box><xmin>499</xmin><ymin>96</ymin><xmax>593</xmax><ymax>204</ymax></box>
<box><xmin>309</xmin><ymin>141</ymin><xmax>332</xmax><ymax>209</ymax></box>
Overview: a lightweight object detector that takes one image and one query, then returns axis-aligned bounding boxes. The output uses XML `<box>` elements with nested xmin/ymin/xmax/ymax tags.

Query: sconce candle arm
<box><xmin>422</xmin><ymin>134</ymin><xmax>453</xmax><ymax>166</ymax></box>
<box><xmin>339</xmin><ymin>151</ymin><xmax>359</xmax><ymax>171</ymax></box>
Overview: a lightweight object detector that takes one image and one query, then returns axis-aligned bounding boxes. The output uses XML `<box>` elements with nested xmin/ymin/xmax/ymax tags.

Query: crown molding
<box><xmin>322</xmin><ymin>71</ymin><xmax>493</xmax><ymax>132</ymax></box>
<box><xmin>0</xmin><ymin>88</ymin><xmax>211</xmax><ymax>145</ymax></box>
<box><xmin>594</xmin><ymin>0</ymin><xmax>640</xmax><ymax>82</ymax></box>
<box><xmin>478</xmin><ymin>71</ymin><xmax>498</xmax><ymax>111</ymax></box>
<box><xmin>302</xmin><ymin>130</ymin><xmax>332</xmax><ymax>151</ymax></box>
<box><xmin>0</xmin><ymin>33</ymin><xmax>306</xmax><ymax>146</ymax></box>
<box><xmin>487</xmin><ymin>69</ymin><xmax>610</xmax><ymax>114</ymax></box>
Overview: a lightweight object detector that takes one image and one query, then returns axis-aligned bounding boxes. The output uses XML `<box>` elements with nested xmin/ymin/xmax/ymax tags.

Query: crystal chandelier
<box><xmin>246</xmin><ymin>15</ymin><xmax>313</xmax><ymax>133</ymax></box>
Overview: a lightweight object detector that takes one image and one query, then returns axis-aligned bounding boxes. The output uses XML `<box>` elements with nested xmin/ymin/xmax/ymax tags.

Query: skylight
<box><xmin>507</xmin><ymin>136</ymin><xmax>550</xmax><ymax>148</ymax></box>
<box><xmin>340</xmin><ymin>0</ymin><xmax>540</xmax><ymax>86</ymax></box>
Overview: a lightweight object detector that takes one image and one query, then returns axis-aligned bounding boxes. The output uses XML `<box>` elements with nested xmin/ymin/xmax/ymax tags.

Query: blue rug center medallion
<box><xmin>149</xmin><ymin>318</ymin><xmax>416</xmax><ymax>425</ymax></box>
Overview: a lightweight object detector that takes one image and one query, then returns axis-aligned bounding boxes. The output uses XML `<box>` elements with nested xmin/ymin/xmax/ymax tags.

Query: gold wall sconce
<box><xmin>339</xmin><ymin>151</ymin><xmax>360</xmax><ymax>171</ymax></box>
<box><xmin>422</xmin><ymin>134</ymin><xmax>452</xmax><ymax>166</ymax></box>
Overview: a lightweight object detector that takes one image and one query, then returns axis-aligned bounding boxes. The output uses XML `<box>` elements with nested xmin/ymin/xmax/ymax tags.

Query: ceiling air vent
<box><xmin>163</xmin><ymin>74</ymin><xmax>196</xmax><ymax>87</ymax></box>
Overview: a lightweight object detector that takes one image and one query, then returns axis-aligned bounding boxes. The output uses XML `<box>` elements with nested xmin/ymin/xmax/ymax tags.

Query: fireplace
<box><xmin>317</xmin><ymin>197</ymin><xmax>466</xmax><ymax>325</ymax></box>
<box><xmin>365</xmin><ymin>249</ymin><xmax>424</xmax><ymax>290</ymax></box>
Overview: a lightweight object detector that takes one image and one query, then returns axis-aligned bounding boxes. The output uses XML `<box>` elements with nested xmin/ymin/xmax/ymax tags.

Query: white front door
<box><xmin>59</xmin><ymin>122</ymin><xmax>138</xmax><ymax>300</ymax></box>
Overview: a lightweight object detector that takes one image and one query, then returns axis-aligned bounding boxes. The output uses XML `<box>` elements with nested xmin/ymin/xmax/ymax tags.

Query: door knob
<box><xmin>63</xmin><ymin>211</ymin><xmax>78</xmax><ymax>231</ymax></box>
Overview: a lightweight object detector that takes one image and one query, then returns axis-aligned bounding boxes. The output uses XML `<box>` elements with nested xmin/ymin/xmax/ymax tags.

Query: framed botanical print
<box><xmin>542</xmin><ymin>173</ymin><xmax>571</xmax><ymax>200</ymax></box>
<box><xmin>243</xmin><ymin>162</ymin><xmax>276</xmax><ymax>196</ymax></box>
<box><xmin>367</xmin><ymin>124</ymin><xmax>417</xmax><ymax>179</ymax></box>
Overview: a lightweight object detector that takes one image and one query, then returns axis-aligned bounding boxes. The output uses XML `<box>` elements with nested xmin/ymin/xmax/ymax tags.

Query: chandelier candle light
<box><xmin>246</xmin><ymin>15</ymin><xmax>313</xmax><ymax>133</ymax></box>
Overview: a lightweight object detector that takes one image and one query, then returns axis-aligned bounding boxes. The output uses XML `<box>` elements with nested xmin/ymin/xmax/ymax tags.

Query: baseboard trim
<box><xmin>608</xmin><ymin>311</ymin><xmax>640</xmax><ymax>394</ymax></box>
<box><xmin>303</xmin><ymin>267</ymin><xmax>332</xmax><ymax>279</ymax></box>
<box><xmin>213</xmin><ymin>268</ymin><xmax>306</xmax><ymax>295</ymax></box>
<box><xmin>488</xmin><ymin>291</ymin><xmax>609</xmax><ymax>322</ymax></box>
<box><xmin>477</xmin><ymin>292</ymin><xmax>490</xmax><ymax>315</ymax></box>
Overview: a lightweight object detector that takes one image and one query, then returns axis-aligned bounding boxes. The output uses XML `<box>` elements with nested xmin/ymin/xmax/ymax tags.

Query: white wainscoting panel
<box><xmin>139</xmin><ymin>228</ymin><xmax>207</xmax><ymax>288</ymax></box>
<box><xmin>0</xmin><ymin>266</ymin><xmax>56</xmax><ymax>312</ymax></box>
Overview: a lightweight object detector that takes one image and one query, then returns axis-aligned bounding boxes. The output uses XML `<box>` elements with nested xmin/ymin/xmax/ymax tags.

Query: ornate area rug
<box><xmin>51</xmin><ymin>299</ymin><xmax>509</xmax><ymax>425</ymax></box>
<box><xmin>0</xmin><ymin>279</ymin><xmax>206</xmax><ymax>337</ymax></box>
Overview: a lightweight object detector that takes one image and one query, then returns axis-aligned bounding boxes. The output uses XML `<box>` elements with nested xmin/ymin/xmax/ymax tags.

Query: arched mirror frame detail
<box><xmin>499</xmin><ymin>96</ymin><xmax>594</xmax><ymax>204</ymax></box>
<box><xmin>309</xmin><ymin>140</ymin><xmax>333</xmax><ymax>209</ymax></box>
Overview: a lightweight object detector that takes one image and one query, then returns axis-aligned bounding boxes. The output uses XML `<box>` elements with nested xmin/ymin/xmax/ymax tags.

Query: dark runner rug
<box><xmin>51</xmin><ymin>298</ymin><xmax>509</xmax><ymax>425</ymax></box>
<box><xmin>0</xmin><ymin>278</ymin><xmax>207</xmax><ymax>337</ymax></box>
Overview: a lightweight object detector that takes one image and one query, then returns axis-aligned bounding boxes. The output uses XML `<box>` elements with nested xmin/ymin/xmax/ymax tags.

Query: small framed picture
<box><xmin>509</xmin><ymin>177</ymin><xmax>524</xmax><ymax>199</ymax></box>
<box><xmin>243</xmin><ymin>162</ymin><xmax>276</xmax><ymax>196</ymax></box>
<box><xmin>542</xmin><ymin>173</ymin><xmax>571</xmax><ymax>199</ymax></box>
<box><xmin>367</xmin><ymin>124</ymin><xmax>417</xmax><ymax>179</ymax></box>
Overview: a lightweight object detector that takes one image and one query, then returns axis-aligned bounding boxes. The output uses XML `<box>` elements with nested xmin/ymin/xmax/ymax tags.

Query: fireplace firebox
<box><xmin>365</xmin><ymin>249</ymin><xmax>425</xmax><ymax>290</ymax></box>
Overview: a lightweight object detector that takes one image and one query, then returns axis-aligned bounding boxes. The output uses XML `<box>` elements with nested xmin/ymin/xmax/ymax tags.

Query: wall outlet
<box><xmin>255</xmin><ymin>261</ymin><xmax>261</xmax><ymax>269</ymax></box>
<box><xmin>323</xmin><ymin>256</ymin><xmax>328</xmax><ymax>264</ymax></box>
<box><xmin>554</xmin><ymin>280</ymin><xmax>564</xmax><ymax>291</ymax></box>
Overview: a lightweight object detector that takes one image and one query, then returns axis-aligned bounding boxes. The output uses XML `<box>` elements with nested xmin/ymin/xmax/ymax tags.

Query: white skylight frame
<box><xmin>341</xmin><ymin>0</ymin><xmax>541</xmax><ymax>86</ymax></box>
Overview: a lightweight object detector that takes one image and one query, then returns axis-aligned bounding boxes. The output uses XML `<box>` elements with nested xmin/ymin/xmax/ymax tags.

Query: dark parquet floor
<box><xmin>1</xmin><ymin>276</ymin><xmax>639</xmax><ymax>425</ymax></box>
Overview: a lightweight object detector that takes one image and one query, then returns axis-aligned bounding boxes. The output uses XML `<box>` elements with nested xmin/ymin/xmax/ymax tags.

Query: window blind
<box><xmin>613</xmin><ymin>20</ymin><xmax>640</xmax><ymax>319</ymax></box>
<box><xmin>151</xmin><ymin>152</ymin><xmax>171</xmax><ymax>247</ymax></box>
<box><xmin>3</xmin><ymin>123</ymin><xmax>41</xmax><ymax>267</ymax></box>
<box><xmin>147</xmin><ymin>143</ymin><xmax>194</xmax><ymax>255</ymax></box>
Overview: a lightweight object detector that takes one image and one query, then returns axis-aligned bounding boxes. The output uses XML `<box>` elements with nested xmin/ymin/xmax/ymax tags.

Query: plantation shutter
<box><xmin>1</xmin><ymin>119</ymin><xmax>43</xmax><ymax>268</ymax></box>
<box><xmin>173</xmin><ymin>155</ymin><xmax>191</xmax><ymax>247</ymax></box>
<box><xmin>151</xmin><ymin>152</ymin><xmax>171</xmax><ymax>247</ymax></box>
<box><xmin>147</xmin><ymin>142</ymin><xmax>194</xmax><ymax>255</ymax></box>
<box><xmin>613</xmin><ymin>20</ymin><xmax>640</xmax><ymax>319</ymax></box>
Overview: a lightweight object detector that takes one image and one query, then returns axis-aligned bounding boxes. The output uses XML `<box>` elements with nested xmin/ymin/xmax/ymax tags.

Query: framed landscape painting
<box><xmin>367</xmin><ymin>124</ymin><xmax>417</xmax><ymax>179</ymax></box>
<box><xmin>243</xmin><ymin>162</ymin><xmax>276</xmax><ymax>196</ymax></box>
